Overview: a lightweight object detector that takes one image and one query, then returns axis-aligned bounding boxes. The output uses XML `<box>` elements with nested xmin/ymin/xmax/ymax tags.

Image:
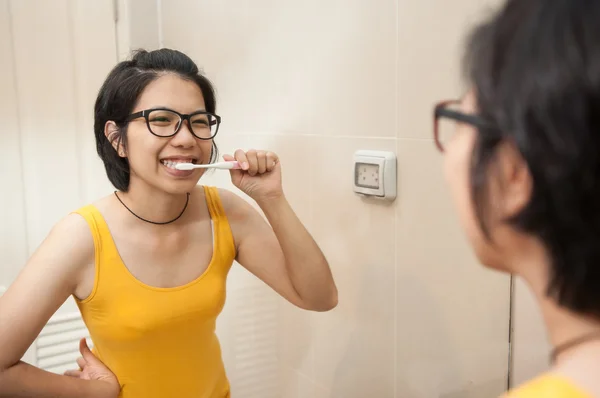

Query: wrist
<box><xmin>253</xmin><ymin>191</ymin><xmax>286</xmax><ymax>207</ymax></box>
<box><xmin>88</xmin><ymin>380</ymin><xmax>120</xmax><ymax>398</ymax></box>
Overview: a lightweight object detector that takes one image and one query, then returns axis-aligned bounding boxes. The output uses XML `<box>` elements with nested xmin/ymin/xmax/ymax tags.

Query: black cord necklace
<box><xmin>549</xmin><ymin>330</ymin><xmax>600</xmax><ymax>364</ymax></box>
<box><xmin>114</xmin><ymin>191</ymin><xmax>190</xmax><ymax>225</ymax></box>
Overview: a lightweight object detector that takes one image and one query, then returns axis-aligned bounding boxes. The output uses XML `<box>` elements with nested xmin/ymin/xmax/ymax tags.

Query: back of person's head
<box><xmin>463</xmin><ymin>0</ymin><xmax>600</xmax><ymax>316</ymax></box>
<box><xmin>94</xmin><ymin>48</ymin><xmax>217</xmax><ymax>191</ymax></box>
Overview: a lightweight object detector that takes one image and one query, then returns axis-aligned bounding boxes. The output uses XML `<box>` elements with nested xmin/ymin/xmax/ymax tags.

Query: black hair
<box><xmin>94</xmin><ymin>48</ymin><xmax>218</xmax><ymax>191</ymax></box>
<box><xmin>463</xmin><ymin>0</ymin><xmax>600</xmax><ymax>316</ymax></box>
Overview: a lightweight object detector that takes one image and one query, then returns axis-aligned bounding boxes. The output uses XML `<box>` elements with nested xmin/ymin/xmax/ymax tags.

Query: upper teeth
<box><xmin>162</xmin><ymin>160</ymin><xmax>192</xmax><ymax>169</ymax></box>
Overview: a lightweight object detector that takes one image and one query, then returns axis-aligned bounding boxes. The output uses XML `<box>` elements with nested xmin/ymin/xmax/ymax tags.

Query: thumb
<box><xmin>79</xmin><ymin>338</ymin><xmax>96</xmax><ymax>363</ymax></box>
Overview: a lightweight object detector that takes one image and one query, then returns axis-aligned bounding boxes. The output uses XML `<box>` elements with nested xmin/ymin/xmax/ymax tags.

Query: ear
<box><xmin>494</xmin><ymin>141</ymin><xmax>532</xmax><ymax>219</ymax></box>
<box><xmin>104</xmin><ymin>121</ymin><xmax>126</xmax><ymax>157</ymax></box>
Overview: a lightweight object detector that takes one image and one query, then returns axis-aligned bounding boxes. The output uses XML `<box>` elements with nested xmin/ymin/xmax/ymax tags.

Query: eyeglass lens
<box><xmin>147</xmin><ymin>109</ymin><xmax>217</xmax><ymax>139</ymax></box>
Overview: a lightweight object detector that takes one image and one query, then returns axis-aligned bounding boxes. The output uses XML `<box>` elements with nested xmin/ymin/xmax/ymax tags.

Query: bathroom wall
<box><xmin>511</xmin><ymin>280</ymin><xmax>550</xmax><ymax>386</ymax></box>
<box><xmin>0</xmin><ymin>0</ymin><xmax>117</xmax><ymax>367</ymax></box>
<box><xmin>157</xmin><ymin>1</ymin><xmax>524</xmax><ymax>397</ymax></box>
<box><xmin>0</xmin><ymin>0</ymin><xmax>550</xmax><ymax>395</ymax></box>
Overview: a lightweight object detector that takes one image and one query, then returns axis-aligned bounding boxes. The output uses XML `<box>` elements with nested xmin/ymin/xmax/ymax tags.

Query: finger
<box><xmin>79</xmin><ymin>338</ymin><xmax>96</xmax><ymax>363</ymax></box>
<box><xmin>265</xmin><ymin>152</ymin><xmax>278</xmax><ymax>172</ymax></box>
<box><xmin>64</xmin><ymin>369</ymin><xmax>83</xmax><ymax>378</ymax></box>
<box><xmin>245</xmin><ymin>149</ymin><xmax>258</xmax><ymax>176</ymax></box>
<box><xmin>76</xmin><ymin>357</ymin><xmax>87</xmax><ymax>369</ymax></box>
<box><xmin>233</xmin><ymin>149</ymin><xmax>249</xmax><ymax>170</ymax></box>
<box><xmin>256</xmin><ymin>151</ymin><xmax>267</xmax><ymax>174</ymax></box>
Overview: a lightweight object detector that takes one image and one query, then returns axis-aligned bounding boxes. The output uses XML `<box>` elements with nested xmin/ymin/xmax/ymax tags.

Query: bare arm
<box><xmin>0</xmin><ymin>214</ymin><xmax>118</xmax><ymax>398</ymax></box>
<box><xmin>221</xmin><ymin>189</ymin><xmax>338</xmax><ymax>312</ymax></box>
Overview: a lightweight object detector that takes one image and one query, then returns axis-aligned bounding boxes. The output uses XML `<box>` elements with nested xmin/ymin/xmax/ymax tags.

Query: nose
<box><xmin>170</xmin><ymin>119</ymin><xmax>196</xmax><ymax>148</ymax></box>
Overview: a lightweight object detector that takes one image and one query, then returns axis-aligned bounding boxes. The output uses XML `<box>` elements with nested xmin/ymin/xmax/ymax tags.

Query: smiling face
<box><xmin>111</xmin><ymin>73</ymin><xmax>215</xmax><ymax>195</ymax></box>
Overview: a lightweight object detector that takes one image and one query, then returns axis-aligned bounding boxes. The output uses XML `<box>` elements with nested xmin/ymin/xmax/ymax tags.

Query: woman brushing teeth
<box><xmin>0</xmin><ymin>48</ymin><xmax>337</xmax><ymax>398</ymax></box>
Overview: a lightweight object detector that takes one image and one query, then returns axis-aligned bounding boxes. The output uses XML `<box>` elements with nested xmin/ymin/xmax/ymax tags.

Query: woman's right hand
<box><xmin>64</xmin><ymin>338</ymin><xmax>120</xmax><ymax>398</ymax></box>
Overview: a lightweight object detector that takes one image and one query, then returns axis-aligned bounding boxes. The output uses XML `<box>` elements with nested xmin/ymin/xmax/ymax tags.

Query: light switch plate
<box><xmin>353</xmin><ymin>150</ymin><xmax>396</xmax><ymax>201</ymax></box>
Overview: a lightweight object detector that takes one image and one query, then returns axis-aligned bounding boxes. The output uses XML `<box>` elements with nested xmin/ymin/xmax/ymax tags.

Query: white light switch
<box><xmin>353</xmin><ymin>150</ymin><xmax>396</xmax><ymax>201</ymax></box>
<box><xmin>0</xmin><ymin>286</ymin><xmax>6</xmax><ymax>296</ymax></box>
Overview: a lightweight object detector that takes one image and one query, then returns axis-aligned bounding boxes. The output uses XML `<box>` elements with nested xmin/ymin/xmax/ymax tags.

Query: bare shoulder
<box><xmin>214</xmin><ymin>187</ymin><xmax>255</xmax><ymax>221</ymax></box>
<box><xmin>212</xmin><ymin>187</ymin><xmax>265</xmax><ymax>252</ymax></box>
<box><xmin>0</xmin><ymin>212</ymin><xmax>95</xmax><ymax>369</ymax></box>
<box><xmin>214</xmin><ymin>187</ymin><xmax>243</xmax><ymax>207</ymax></box>
<box><xmin>46</xmin><ymin>212</ymin><xmax>94</xmax><ymax>256</ymax></box>
<box><xmin>33</xmin><ymin>212</ymin><xmax>95</xmax><ymax>281</ymax></box>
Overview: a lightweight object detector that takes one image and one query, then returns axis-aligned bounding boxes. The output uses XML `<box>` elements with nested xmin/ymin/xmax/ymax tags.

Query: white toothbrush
<box><xmin>174</xmin><ymin>161</ymin><xmax>242</xmax><ymax>170</ymax></box>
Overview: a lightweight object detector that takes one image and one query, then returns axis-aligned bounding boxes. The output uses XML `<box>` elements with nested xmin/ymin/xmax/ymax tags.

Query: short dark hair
<box><xmin>94</xmin><ymin>48</ymin><xmax>218</xmax><ymax>191</ymax></box>
<box><xmin>463</xmin><ymin>0</ymin><xmax>600</xmax><ymax>317</ymax></box>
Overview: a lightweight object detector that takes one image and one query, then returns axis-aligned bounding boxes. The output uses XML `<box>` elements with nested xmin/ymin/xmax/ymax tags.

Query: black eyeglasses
<box><xmin>125</xmin><ymin>108</ymin><xmax>222</xmax><ymax>140</ymax></box>
<box><xmin>433</xmin><ymin>100</ymin><xmax>495</xmax><ymax>152</ymax></box>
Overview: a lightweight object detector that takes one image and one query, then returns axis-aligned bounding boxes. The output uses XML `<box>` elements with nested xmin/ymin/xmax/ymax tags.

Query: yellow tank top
<box><xmin>507</xmin><ymin>374</ymin><xmax>593</xmax><ymax>398</ymax></box>
<box><xmin>73</xmin><ymin>186</ymin><xmax>235</xmax><ymax>398</ymax></box>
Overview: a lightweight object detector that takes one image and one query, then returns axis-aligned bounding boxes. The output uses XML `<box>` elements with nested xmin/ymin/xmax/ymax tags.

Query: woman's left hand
<box><xmin>223</xmin><ymin>149</ymin><xmax>283</xmax><ymax>202</ymax></box>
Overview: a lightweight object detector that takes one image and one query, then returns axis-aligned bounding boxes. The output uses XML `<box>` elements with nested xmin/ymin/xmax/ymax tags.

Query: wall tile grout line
<box><xmin>66</xmin><ymin>0</ymin><xmax>85</xmax><ymax>206</ymax></box>
<box><xmin>7</xmin><ymin>0</ymin><xmax>31</xmax><ymax>259</ymax></box>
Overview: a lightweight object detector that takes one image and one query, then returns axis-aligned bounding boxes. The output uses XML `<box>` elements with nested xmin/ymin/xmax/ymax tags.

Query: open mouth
<box><xmin>160</xmin><ymin>158</ymin><xmax>198</xmax><ymax>170</ymax></box>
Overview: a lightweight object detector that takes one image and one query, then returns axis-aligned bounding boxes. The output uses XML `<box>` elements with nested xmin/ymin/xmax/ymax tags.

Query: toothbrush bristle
<box><xmin>175</xmin><ymin>163</ymin><xmax>194</xmax><ymax>170</ymax></box>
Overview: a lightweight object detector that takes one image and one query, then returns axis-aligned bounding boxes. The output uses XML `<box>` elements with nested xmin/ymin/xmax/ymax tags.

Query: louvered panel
<box><xmin>37</xmin><ymin>312</ymin><xmax>90</xmax><ymax>373</ymax></box>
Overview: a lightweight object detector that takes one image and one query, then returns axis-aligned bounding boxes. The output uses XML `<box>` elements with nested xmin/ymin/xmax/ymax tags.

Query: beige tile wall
<box><xmin>0</xmin><ymin>0</ymin><xmax>116</xmax><ymax>309</ymax></box>
<box><xmin>511</xmin><ymin>279</ymin><xmax>550</xmax><ymax>386</ymax></box>
<box><xmin>0</xmin><ymin>0</ymin><xmax>118</xmax><ymax>364</ymax></box>
<box><xmin>161</xmin><ymin>1</ymin><xmax>516</xmax><ymax>396</ymax></box>
<box><xmin>0</xmin><ymin>0</ymin><xmax>550</xmax><ymax>394</ymax></box>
